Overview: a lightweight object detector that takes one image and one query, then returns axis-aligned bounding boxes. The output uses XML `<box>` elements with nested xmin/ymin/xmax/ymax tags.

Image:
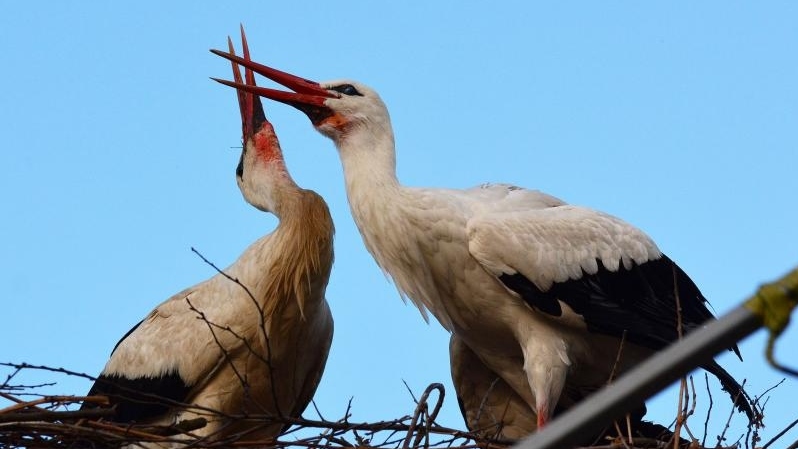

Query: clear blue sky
<box><xmin>2</xmin><ymin>1</ymin><xmax>796</xmax><ymax>445</ymax></box>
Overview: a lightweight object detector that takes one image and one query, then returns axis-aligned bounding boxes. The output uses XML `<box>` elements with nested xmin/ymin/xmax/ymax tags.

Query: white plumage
<box><xmin>468</xmin><ymin>199</ymin><xmax>662</xmax><ymax>289</ymax></box>
<box><xmin>82</xmin><ymin>33</ymin><xmax>334</xmax><ymax>445</ymax></box>
<box><xmin>211</xmin><ymin>52</ymin><xmax>755</xmax><ymax>437</ymax></box>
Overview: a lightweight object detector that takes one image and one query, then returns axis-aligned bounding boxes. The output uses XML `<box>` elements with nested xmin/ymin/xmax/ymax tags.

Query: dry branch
<box><xmin>2</xmin><ymin>362</ymin><xmax>790</xmax><ymax>449</ymax></box>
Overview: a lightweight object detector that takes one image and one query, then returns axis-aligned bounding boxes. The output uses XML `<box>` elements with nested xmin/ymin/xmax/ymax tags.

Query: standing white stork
<box><xmin>210</xmin><ymin>51</ymin><xmax>756</xmax><ymax>435</ymax></box>
<box><xmin>81</xmin><ymin>31</ymin><xmax>334</xmax><ymax>444</ymax></box>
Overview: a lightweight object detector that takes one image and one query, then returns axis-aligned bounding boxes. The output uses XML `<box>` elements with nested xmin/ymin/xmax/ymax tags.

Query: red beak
<box><xmin>224</xmin><ymin>26</ymin><xmax>266</xmax><ymax>141</ymax></box>
<box><xmin>211</xmin><ymin>34</ymin><xmax>337</xmax><ymax>124</ymax></box>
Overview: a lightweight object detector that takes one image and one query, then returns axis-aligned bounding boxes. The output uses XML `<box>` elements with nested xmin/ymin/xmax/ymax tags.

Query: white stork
<box><xmin>82</xmin><ymin>32</ymin><xmax>334</xmax><ymax>443</ymax></box>
<box><xmin>210</xmin><ymin>51</ymin><xmax>756</xmax><ymax>434</ymax></box>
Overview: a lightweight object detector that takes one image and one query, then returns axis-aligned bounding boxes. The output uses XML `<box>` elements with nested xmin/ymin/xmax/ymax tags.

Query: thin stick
<box><xmin>191</xmin><ymin>246</ymin><xmax>284</xmax><ymax>417</ymax></box>
<box><xmin>763</xmin><ymin>418</ymin><xmax>798</xmax><ymax>449</ymax></box>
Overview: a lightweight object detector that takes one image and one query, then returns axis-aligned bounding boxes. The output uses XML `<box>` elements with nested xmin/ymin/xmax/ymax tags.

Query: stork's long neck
<box><xmin>336</xmin><ymin>125</ymin><xmax>402</xmax><ymax>229</ymax></box>
<box><xmin>236</xmin><ymin>190</ymin><xmax>334</xmax><ymax>319</ymax></box>
<box><xmin>236</xmin><ymin>129</ymin><xmax>334</xmax><ymax>317</ymax></box>
<box><xmin>334</xmin><ymin>126</ymin><xmax>460</xmax><ymax>327</ymax></box>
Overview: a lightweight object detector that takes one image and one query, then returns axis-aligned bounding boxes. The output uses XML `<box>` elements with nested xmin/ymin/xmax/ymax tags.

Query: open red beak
<box><xmin>211</xmin><ymin>33</ymin><xmax>337</xmax><ymax>124</ymax></box>
<box><xmin>223</xmin><ymin>26</ymin><xmax>267</xmax><ymax>141</ymax></box>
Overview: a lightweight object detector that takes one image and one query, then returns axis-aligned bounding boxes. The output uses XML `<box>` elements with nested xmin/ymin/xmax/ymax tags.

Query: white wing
<box><xmin>87</xmin><ymin>277</ymin><xmax>254</xmax><ymax>422</ymax></box>
<box><xmin>102</xmin><ymin>283</ymin><xmax>228</xmax><ymax>385</ymax></box>
<box><xmin>467</xmin><ymin>204</ymin><xmax>661</xmax><ymax>292</ymax></box>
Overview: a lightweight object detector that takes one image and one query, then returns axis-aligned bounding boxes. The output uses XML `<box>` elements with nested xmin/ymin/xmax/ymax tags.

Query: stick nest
<box><xmin>0</xmin><ymin>362</ymin><xmax>782</xmax><ymax>449</ymax></box>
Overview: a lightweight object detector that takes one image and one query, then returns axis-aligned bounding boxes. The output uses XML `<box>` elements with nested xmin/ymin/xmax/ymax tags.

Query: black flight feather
<box><xmin>82</xmin><ymin>372</ymin><xmax>193</xmax><ymax>423</ymax></box>
<box><xmin>500</xmin><ymin>255</ymin><xmax>728</xmax><ymax>351</ymax></box>
<box><xmin>80</xmin><ymin>320</ymin><xmax>193</xmax><ymax>423</ymax></box>
<box><xmin>498</xmin><ymin>254</ymin><xmax>755</xmax><ymax>422</ymax></box>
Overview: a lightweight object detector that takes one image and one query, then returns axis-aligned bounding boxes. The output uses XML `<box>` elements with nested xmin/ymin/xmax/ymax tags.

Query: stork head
<box><xmin>211</xmin><ymin>48</ymin><xmax>391</xmax><ymax>147</ymax></box>
<box><xmin>222</xmin><ymin>28</ymin><xmax>295</xmax><ymax>215</ymax></box>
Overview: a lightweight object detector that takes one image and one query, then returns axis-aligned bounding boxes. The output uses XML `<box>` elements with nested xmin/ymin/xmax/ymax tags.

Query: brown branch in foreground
<box><xmin>1</xmin><ymin>374</ymin><xmax>778</xmax><ymax>449</ymax></box>
<box><xmin>1</xmin><ymin>342</ymin><xmax>790</xmax><ymax>449</ymax></box>
<box><xmin>0</xmin><ymin>407</ymin><xmax>114</xmax><ymax>423</ymax></box>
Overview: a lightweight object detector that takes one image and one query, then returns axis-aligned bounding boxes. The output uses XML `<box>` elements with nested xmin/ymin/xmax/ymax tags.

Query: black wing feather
<box><xmin>80</xmin><ymin>320</ymin><xmax>193</xmax><ymax>423</ymax></box>
<box><xmin>500</xmin><ymin>254</ymin><xmax>722</xmax><ymax>351</ymax></box>
<box><xmin>499</xmin><ymin>254</ymin><xmax>756</xmax><ymax>422</ymax></box>
<box><xmin>82</xmin><ymin>372</ymin><xmax>193</xmax><ymax>423</ymax></box>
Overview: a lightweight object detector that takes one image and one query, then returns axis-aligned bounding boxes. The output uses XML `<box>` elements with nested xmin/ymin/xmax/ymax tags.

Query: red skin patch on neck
<box><xmin>253</xmin><ymin>122</ymin><xmax>283</xmax><ymax>163</ymax></box>
<box><xmin>320</xmin><ymin>112</ymin><xmax>350</xmax><ymax>130</ymax></box>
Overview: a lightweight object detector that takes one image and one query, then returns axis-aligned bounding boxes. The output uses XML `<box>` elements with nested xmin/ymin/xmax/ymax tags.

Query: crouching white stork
<box><xmin>210</xmin><ymin>51</ymin><xmax>757</xmax><ymax>435</ymax></box>
<box><xmin>81</xmin><ymin>31</ymin><xmax>334</xmax><ymax>443</ymax></box>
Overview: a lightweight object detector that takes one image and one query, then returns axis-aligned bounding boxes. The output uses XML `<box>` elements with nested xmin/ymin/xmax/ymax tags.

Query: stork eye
<box><xmin>332</xmin><ymin>84</ymin><xmax>362</xmax><ymax>96</ymax></box>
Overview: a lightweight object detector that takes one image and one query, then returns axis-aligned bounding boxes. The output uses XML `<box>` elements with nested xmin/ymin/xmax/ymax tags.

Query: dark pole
<box><xmin>516</xmin><ymin>267</ymin><xmax>798</xmax><ymax>449</ymax></box>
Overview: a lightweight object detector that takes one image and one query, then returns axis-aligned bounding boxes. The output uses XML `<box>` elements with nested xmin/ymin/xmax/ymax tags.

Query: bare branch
<box><xmin>191</xmin><ymin>246</ymin><xmax>284</xmax><ymax>417</ymax></box>
<box><xmin>763</xmin><ymin>418</ymin><xmax>798</xmax><ymax>449</ymax></box>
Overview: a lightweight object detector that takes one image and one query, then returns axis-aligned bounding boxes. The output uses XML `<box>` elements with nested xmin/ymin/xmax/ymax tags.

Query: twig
<box><xmin>191</xmin><ymin>246</ymin><xmax>284</xmax><ymax>417</ymax></box>
<box><xmin>701</xmin><ymin>373</ymin><xmax>712</xmax><ymax>449</ymax></box>
<box><xmin>411</xmin><ymin>383</ymin><xmax>445</xmax><ymax>449</ymax></box>
<box><xmin>2</xmin><ymin>359</ymin><xmax>788</xmax><ymax>449</ymax></box>
<box><xmin>0</xmin><ymin>363</ymin><xmax>226</xmax><ymax>419</ymax></box>
<box><xmin>474</xmin><ymin>380</ymin><xmax>500</xmax><ymax>426</ymax></box>
<box><xmin>184</xmin><ymin>296</ymin><xmax>250</xmax><ymax>395</ymax></box>
<box><xmin>681</xmin><ymin>376</ymin><xmax>697</xmax><ymax>442</ymax></box>
<box><xmin>611</xmin><ymin>421</ymin><xmax>631</xmax><ymax>449</ymax></box>
<box><xmin>403</xmin><ymin>379</ymin><xmax>419</xmax><ymax>404</ymax></box>
<box><xmin>715</xmin><ymin>380</ymin><xmax>739</xmax><ymax>448</ymax></box>
<box><xmin>310</xmin><ymin>399</ymin><xmax>327</xmax><ymax>422</ymax></box>
<box><xmin>763</xmin><ymin>418</ymin><xmax>798</xmax><ymax>449</ymax></box>
<box><xmin>673</xmin><ymin>377</ymin><xmax>686</xmax><ymax>449</ymax></box>
<box><xmin>672</xmin><ymin>264</ymin><xmax>685</xmax><ymax>449</ymax></box>
<box><xmin>0</xmin><ymin>407</ymin><xmax>114</xmax><ymax>423</ymax></box>
<box><xmin>0</xmin><ymin>362</ymin><xmax>97</xmax><ymax>383</ymax></box>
